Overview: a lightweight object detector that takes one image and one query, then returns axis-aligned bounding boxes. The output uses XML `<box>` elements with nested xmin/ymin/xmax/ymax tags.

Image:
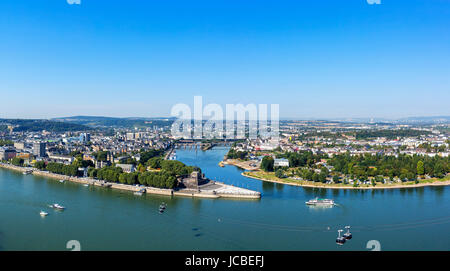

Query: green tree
<box><xmin>319</xmin><ymin>172</ymin><xmax>327</xmax><ymax>183</ymax></box>
<box><xmin>34</xmin><ymin>161</ymin><xmax>46</xmax><ymax>170</ymax></box>
<box><xmin>11</xmin><ymin>157</ymin><xmax>24</xmax><ymax>166</ymax></box>
<box><xmin>312</xmin><ymin>172</ymin><xmax>319</xmax><ymax>182</ymax></box>
<box><xmin>417</xmin><ymin>160</ymin><xmax>424</xmax><ymax>176</ymax></box>
<box><xmin>275</xmin><ymin>169</ymin><xmax>284</xmax><ymax>178</ymax></box>
<box><xmin>260</xmin><ymin>156</ymin><xmax>274</xmax><ymax>172</ymax></box>
<box><xmin>332</xmin><ymin>175</ymin><xmax>339</xmax><ymax>183</ymax></box>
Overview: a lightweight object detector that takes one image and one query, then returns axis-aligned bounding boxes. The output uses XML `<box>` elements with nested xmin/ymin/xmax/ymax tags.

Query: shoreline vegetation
<box><xmin>0</xmin><ymin>163</ymin><xmax>260</xmax><ymax>199</ymax></box>
<box><xmin>242</xmin><ymin>170</ymin><xmax>450</xmax><ymax>190</ymax></box>
<box><xmin>223</xmin><ymin>143</ymin><xmax>449</xmax><ymax>190</ymax></box>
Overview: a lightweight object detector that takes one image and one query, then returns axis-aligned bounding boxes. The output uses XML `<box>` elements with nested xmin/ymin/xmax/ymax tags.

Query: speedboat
<box><xmin>305</xmin><ymin>197</ymin><xmax>335</xmax><ymax>206</ymax></box>
<box><xmin>40</xmin><ymin>211</ymin><xmax>49</xmax><ymax>216</ymax></box>
<box><xmin>83</xmin><ymin>184</ymin><xmax>89</xmax><ymax>187</ymax></box>
<box><xmin>59</xmin><ymin>180</ymin><xmax>65</xmax><ymax>183</ymax></box>
<box><xmin>49</xmin><ymin>203</ymin><xmax>66</xmax><ymax>210</ymax></box>
<box><xmin>159</xmin><ymin>203</ymin><xmax>166</xmax><ymax>213</ymax></box>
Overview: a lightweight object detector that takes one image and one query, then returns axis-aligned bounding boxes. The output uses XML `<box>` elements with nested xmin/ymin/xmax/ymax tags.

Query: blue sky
<box><xmin>0</xmin><ymin>0</ymin><xmax>449</xmax><ymax>119</ymax></box>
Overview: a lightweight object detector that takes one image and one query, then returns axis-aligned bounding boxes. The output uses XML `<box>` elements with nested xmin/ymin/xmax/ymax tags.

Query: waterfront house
<box><xmin>116</xmin><ymin>164</ymin><xmax>136</xmax><ymax>173</ymax></box>
<box><xmin>274</xmin><ymin>158</ymin><xmax>289</xmax><ymax>167</ymax></box>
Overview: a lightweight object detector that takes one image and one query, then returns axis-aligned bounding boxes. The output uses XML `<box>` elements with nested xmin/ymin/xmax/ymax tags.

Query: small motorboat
<box><xmin>49</xmin><ymin>203</ymin><xmax>66</xmax><ymax>210</ymax></box>
<box><xmin>134</xmin><ymin>188</ymin><xmax>146</xmax><ymax>196</ymax></box>
<box><xmin>159</xmin><ymin>203</ymin><xmax>166</xmax><ymax>213</ymax></box>
<box><xmin>59</xmin><ymin>180</ymin><xmax>65</xmax><ymax>183</ymax></box>
<box><xmin>40</xmin><ymin>211</ymin><xmax>49</xmax><ymax>216</ymax></box>
<box><xmin>83</xmin><ymin>184</ymin><xmax>89</xmax><ymax>187</ymax></box>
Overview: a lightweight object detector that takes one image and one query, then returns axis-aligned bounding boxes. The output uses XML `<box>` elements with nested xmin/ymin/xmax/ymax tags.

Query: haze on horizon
<box><xmin>0</xmin><ymin>0</ymin><xmax>449</xmax><ymax>120</ymax></box>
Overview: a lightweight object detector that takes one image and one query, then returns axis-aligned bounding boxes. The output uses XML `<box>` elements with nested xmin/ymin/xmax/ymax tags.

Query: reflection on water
<box><xmin>331</xmin><ymin>189</ymin><xmax>340</xmax><ymax>198</ymax></box>
<box><xmin>261</xmin><ymin>181</ymin><xmax>275</xmax><ymax>193</ymax></box>
<box><xmin>275</xmin><ymin>183</ymin><xmax>284</xmax><ymax>191</ymax></box>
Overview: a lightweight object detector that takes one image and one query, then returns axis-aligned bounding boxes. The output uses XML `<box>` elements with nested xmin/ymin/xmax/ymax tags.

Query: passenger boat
<box><xmin>305</xmin><ymin>197</ymin><xmax>335</xmax><ymax>206</ymax></box>
<box><xmin>49</xmin><ymin>203</ymin><xmax>66</xmax><ymax>210</ymax></box>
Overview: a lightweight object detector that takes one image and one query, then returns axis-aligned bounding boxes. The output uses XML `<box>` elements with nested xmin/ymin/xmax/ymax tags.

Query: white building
<box><xmin>274</xmin><ymin>158</ymin><xmax>289</xmax><ymax>167</ymax></box>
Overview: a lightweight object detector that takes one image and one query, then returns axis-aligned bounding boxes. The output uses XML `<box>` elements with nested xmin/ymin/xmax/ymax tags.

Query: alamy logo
<box><xmin>66</xmin><ymin>240</ymin><xmax>81</xmax><ymax>251</ymax></box>
<box><xmin>170</xmin><ymin>96</ymin><xmax>279</xmax><ymax>141</ymax></box>
<box><xmin>67</xmin><ymin>0</ymin><xmax>81</xmax><ymax>5</ymax></box>
<box><xmin>367</xmin><ymin>0</ymin><xmax>381</xmax><ymax>4</ymax></box>
<box><xmin>366</xmin><ymin>240</ymin><xmax>381</xmax><ymax>251</ymax></box>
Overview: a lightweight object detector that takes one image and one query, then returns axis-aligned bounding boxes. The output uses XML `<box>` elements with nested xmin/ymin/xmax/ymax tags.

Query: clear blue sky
<box><xmin>0</xmin><ymin>0</ymin><xmax>449</xmax><ymax>119</ymax></box>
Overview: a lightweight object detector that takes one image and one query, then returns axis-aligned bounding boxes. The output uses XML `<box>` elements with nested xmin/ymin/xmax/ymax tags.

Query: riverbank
<box><xmin>0</xmin><ymin>163</ymin><xmax>260</xmax><ymax>199</ymax></box>
<box><xmin>242</xmin><ymin>170</ymin><xmax>450</xmax><ymax>190</ymax></box>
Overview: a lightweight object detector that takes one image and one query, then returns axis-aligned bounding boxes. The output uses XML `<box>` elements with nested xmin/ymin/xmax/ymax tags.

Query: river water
<box><xmin>0</xmin><ymin>147</ymin><xmax>449</xmax><ymax>250</ymax></box>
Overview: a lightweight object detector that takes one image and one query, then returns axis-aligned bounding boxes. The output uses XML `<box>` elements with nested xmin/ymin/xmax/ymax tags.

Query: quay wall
<box><xmin>0</xmin><ymin>163</ymin><xmax>260</xmax><ymax>200</ymax></box>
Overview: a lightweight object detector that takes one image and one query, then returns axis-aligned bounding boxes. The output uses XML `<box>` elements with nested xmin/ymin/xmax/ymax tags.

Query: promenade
<box><xmin>0</xmin><ymin>163</ymin><xmax>260</xmax><ymax>199</ymax></box>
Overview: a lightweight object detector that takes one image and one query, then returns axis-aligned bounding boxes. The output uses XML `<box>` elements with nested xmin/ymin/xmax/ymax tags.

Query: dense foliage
<box><xmin>277</xmin><ymin>151</ymin><xmax>326</xmax><ymax>168</ymax></box>
<box><xmin>328</xmin><ymin>153</ymin><xmax>449</xmax><ymax>180</ymax></box>
<box><xmin>226</xmin><ymin>148</ymin><xmax>248</xmax><ymax>160</ymax></box>
<box><xmin>0</xmin><ymin>140</ymin><xmax>14</xmax><ymax>146</ymax></box>
<box><xmin>45</xmin><ymin>162</ymin><xmax>79</xmax><ymax>176</ymax></box>
<box><xmin>11</xmin><ymin>157</ymin><xmax>24</xmax><ymax>166</ymax></box>
<box><xmin>87</xmin><ymin>160</ymin><xmax>197</xmax><ymax>189</ymax></box>
<box><xmin>139</xmin><ymin>149</ymin><xmax>164</xmax><ymax>164</ymax></box>
<box><xmin>261</xmin><ymin>156</ymin><xmax>274</xmax><ymax>172</ymax></box>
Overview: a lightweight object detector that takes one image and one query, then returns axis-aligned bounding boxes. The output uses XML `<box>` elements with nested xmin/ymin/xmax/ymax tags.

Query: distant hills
<box><xmin>51</xmin><ymin>116</ymin><xmax>175</xmax><ymax>128</ymax></box>
<box><xmin>56</xmin><ymin>115</ymin><xmax>449</xmax><ymax>127</ymax></box>
<box><xmin>396</xmin><ymin>116</ymin><xmax>450</xmax><ymax>124</ymax></box>
<box><xmin>0</xmin><ymin>119</ymin><xmax>91</xmax><ymax>132</ymax></box>
<box><xmin>1</xmin><ymin>115</ymin><xmax>447</xmax><ymax>133</ymax></box>
<box><xmin>283</xmin><ymin>116</ymin><xmax>450</xmax><ymax>124</ymax></box>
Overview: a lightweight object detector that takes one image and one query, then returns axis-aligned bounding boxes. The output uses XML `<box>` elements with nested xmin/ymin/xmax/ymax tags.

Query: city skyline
<box><xmin>1</xmin><ymin>0</ymin><xmax>449</xmax><ymax>119</ymax></box>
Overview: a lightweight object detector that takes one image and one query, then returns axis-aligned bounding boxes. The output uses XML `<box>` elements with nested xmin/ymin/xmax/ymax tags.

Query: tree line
<box><xmin>328</xmin><ymin>153</ymin><xmax>449</xmax><ymax>180</ymax></box>
<box><xmin>87</xmin><ymin>159</ymin><xmax>197</xmax><ymax>189</ymax></box>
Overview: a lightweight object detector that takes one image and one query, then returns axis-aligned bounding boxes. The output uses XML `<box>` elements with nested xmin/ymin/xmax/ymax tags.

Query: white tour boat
<box><xmin>305</xmin><ymin>197</ymin><xmax>335</xmax><ymax>206</ymax></box>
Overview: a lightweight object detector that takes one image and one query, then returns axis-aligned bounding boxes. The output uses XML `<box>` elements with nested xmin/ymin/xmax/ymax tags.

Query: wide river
<box><xmin>0</xmin><ymin>147</ymin><xmax>449</xmax><ymax>250</ymax></box>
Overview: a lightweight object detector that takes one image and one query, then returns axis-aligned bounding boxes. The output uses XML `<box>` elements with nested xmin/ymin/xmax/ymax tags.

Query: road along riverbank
<box><xmin>0</xmin><ymin>163</ymin><xmax>260</xmax><ymax>199</ymax></box>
